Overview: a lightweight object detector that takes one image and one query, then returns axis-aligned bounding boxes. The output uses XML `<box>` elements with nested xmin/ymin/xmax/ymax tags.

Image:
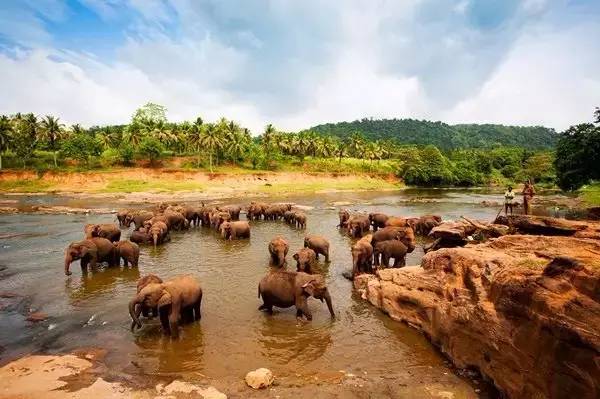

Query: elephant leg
<box><xmin>122</xmin><ymin>256</ymin><xmax>128</xmax><ymax>267</ymax></box>
<box><xmin>159</xmin><ymin>309</ymin><xmax>171</xmax><ymax>335</ymax></box>
<box><xmin>373</xmin><ymin>252</ymin><xmax>380</xmax><ymax>266</ymax></box>
<box><xmin>382</xmin><ymin>254</ymin><xmax>390</xmax><ymax>268</ymax></box>
<box><xmin>325</xmin><ymin>250</ymin><xmax>330</xmax><ymax>263</ymax></box>
<box><xmin>194</xmin><ymin>298</ymin><xmax>201</xmax><ymax>321</ymax></box>
<box><xmin>181</xmin><ymin>307</ymin><xmax>194</xmax><ymax>324</ymax></box>
<box><xmin>392</xmin><ymin>257</ymin><xmax>400</xmax><ymax>268</ymax></box>
<box><xmin>168</xmin><ymin>313</ymin><xmax>179</xmax><ymax>339</ymax></box>
<box><xmin>296</xmin><ymin>304</ymin><xmax>312</xmax><ymax>321</ymax></box>
<box><xmin>132</xmin><ymin>257</ymin><xmax>138</xmax><ymax>268</ymax></box>
<box><xmin>81</xmin><ymin>258</ymin><xmax>90</xmax><ymax>273</ymax></box>
<box><xmin>258</xmin><ymin>303</ymin><xmax>273</xmax><ymax>314</ymax></box>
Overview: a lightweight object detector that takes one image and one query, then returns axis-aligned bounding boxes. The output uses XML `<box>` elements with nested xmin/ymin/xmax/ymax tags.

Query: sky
<box><xmin>0</xmin><ymin>0</ymin><xmax>599</xmax><ymax>134</ymax></box>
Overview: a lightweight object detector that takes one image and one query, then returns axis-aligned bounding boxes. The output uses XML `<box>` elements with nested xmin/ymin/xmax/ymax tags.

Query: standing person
<box><xmin>504</xmin><ymin>186</ymin><xmax>515</xmax><ymax>215</ymax></box>
<box><xmin>522</xmin><ymin>179</ymin><xmax>536</xmax><ymax>215</ymax></box>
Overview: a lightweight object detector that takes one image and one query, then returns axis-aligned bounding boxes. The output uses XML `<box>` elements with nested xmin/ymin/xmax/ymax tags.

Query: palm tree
<box><xmin>199</xmin><ymin>123</ymin><xmax>223</xmax><ymax>172</ymax></box>
<box><xmin>187</xmin><ymin>122</ymin><xmax>204</xmax><ymax>168</ymax></box>
<box><xmin>262</xmin><ymin>124</ymin><xmax>276</xmax><ymax>157</ymax></box>
<box><xmin>39</xmin><ymin>115</ymin><xmax>65</xmax><ymax>166</ymax></box>
<box><xmin>226</xmin><ymin>131</ymin><xmax>249</xmax><ymax>166</ymax></box>
<box><xmin>335</xmin><ymin>141</ymin><xmax>348</xmax><ymax>164</ymax></box>
<box><xmin>0</xmin><ymin>115</ymin><xmax>13</xmax><ymax>169</ymax></box>
<box><xmin>321</xmin><ymin>136</ymin><xmax>337</xmax><ymax>158</ymax></box>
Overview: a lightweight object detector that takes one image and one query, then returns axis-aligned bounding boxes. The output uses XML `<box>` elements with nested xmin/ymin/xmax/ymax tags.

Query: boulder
<box><xmin>494</xmin><ymin>215</ymin><xmax>600</xmax><ymax>239</ymax></box>
<box><xmin>354</xmin><ymin>235</ymin><xmax>600</xmax><ymax>399</ymax></box>
<box><xmin>245</xmin><ymin>368</ymin><xmax>274</xmax><ymax>389</ymax></box>
<box><xmin>26</xmin><ymin>311</ymin><xmax>48</xmax><ymax>322</ymax></box>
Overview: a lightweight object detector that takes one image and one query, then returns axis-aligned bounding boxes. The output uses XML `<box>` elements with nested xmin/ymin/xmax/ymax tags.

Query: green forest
<box><xmin>0</xmin><ymin>104</ymin><xmax>598</xmax><ymax>192</ymax></box>
<box><xmin>307</xmin><ymin>118</ymin><xmax>557</xmax><ymax>150</ymax></box>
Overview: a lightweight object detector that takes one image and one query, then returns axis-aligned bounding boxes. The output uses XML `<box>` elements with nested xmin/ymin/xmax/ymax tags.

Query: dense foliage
<box><xmin>554</xmin><ymin>109</ymin><xmax>600</xmax><ymax>191</ymax></box>
<box><xmin>0</xmin><ymin>103</ymin><xmax>556</xmax><ymax>188</ymax></box>
<box><xmin>307</xmin><ymin>118</ymin><xmax>557</xmax><ymax>150</ymax></box>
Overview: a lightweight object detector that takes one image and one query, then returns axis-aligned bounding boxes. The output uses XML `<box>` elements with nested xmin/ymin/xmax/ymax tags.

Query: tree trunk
<box><xmin>209</xmin><ymin>152</ymin><xmax>213</xmax><ymax>173</ymax></box>
<box><xmin>0</xmin><ymin>153</ymin><xmax>2</xmax><ymax>170</ymax></box>
<box><xmin>53</xmin><ymin>151</ymin><xmax>57</xmax><ymax>167</ymax></box>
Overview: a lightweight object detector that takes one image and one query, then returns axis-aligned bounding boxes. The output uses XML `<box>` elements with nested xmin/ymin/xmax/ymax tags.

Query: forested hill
<box><xmin>306</xmin><ymin>118</ymin><xmax>557</xmax><ymax>150</ymax></box>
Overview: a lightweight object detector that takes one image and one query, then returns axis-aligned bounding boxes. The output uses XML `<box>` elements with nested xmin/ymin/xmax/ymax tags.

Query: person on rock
<box><xmin>522</xmin><ymin>179</ymin><xmax>536</xmax><ymax>215</ymax></box>
<box><xmin>504</xmin><ymin>186</ymin><xmax>515</xmax><ymax>215</ymax></box>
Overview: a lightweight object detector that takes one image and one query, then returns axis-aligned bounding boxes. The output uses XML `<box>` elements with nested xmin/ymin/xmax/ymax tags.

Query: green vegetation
<box><xmin>102</xmin><ymin>179</ymin><xmax>205</xmax><ymax>193</ymax></box>
<box><xmin>0</xmin><ymin>102</ymin><xmax>581</xmax><ymax>191</ymax></box>
<box><xmin>0</xmin><ymin>179</ymin><xmax>54</xmax><ymax>192</ymax></box>
<box><xmin>554</xmin><ymin>108</ymin><xmax>600</xmax><ymax>191</ymax></box>
<box><xmin>308</xmin><ymin>118</ymin><xmax>557</xmax><ymax>150</ymax></box>
<box><xmin>580</xmin><ymin>183</ymin><xmax>600</xmax><ymax>206</ymax></box>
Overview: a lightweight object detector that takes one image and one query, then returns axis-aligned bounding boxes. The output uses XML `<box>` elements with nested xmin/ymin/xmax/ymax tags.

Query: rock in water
<box><xmin>245</xmin><ymin>368</ymin><xmax>274</xmax><ymax>389</ymax></box>
<box><xmin>26</xmin><ymin>312</ymin><xmax>48</xmax><ymax>322</ymax></box>
<box><xmin>354</xmin><ymin>234</ymin><xmax>600</xmax><ymax>398</ymax></box>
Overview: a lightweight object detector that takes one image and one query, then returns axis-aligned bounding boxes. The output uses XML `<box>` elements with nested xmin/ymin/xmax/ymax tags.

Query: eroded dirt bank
<box><xmin>354</xmin><ymin>234</ymin><xmax>600</xmax><ymax>398</ymax></box>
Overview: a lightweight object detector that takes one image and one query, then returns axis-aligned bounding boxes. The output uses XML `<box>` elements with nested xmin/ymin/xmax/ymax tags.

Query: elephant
<box><xmin>347</xmin><ymin>214</ymin><xmax>370</xmax><ymax>238</ymax></box>
<box><xmin>220</xmin><ymin>205</ymin><xmax>242</xmax><ymax>221</ymax></box>
<box><xmin>371</xmin><ymin>227</ymin><xmax>415</xmax><ymax>265</ymax></box>
<box><xmin>183</xmin><ymin>206</ymin><xmax>201</xmax><ymax>227</ymax></box>
<box><xmin>338</xmin><ymin>209</ymin><xmax>350</xmax><ymax>228</ymax></box>
<box><xmin>293</xmin><ymin>248</ymin><xmax>316</xmax><ymax>273</ymax></box>
<box><xmin>413</xmin><ymin>215</ymin><xmax>442</xmax><ymax>235</ymax></box>
<box><xmin>149</xmin><ymin>221</ymin><xmax>170</xmax><ymax>246</ymax></box>
<box><xmin>220</xmin><ymin>221</ymin><xmax>251</xmax><ymax>240</ymax></box>
<box><xmin>304</xmin><ymin>235</ymin><xmax>330</xmax><ymax>262</ymax></box>
<box><xmin>263</xmin><ymin>206</ymin><xmax>279</xmax><ymax>220</ymax></box>
<box><xmin>114</xmin><ymin>240</ymin><xmax>140</xmax><ymax>267</ymax></box>
<box><xmin>129</xmin><ymin>211</ymin><xmax>154</xmax><ymax>230</ymax></box>
<box><xmin>385</xmin><ymin>216</ymin><xmax>412</xmax><ymax>228</ymax></box>
<box><xmin>283</xmin><ymin>210</ymin><xmax>296</xmax><ymax>224</ymax></box>
<box><xmin>368</xmin><ymin>212</ymin><xmax>389</xmax><ymax>232</ymax></box>
<box><xmin>373</xmin><ymin>240</ymin><xmax>407</xmax><ymax>268</ymax></box>
<box><xmin>351</xmin><ymin>234</ymin><xmax>373</xmax><ymax>276</ymax></box>
<box><xmin>130</xmin><ymin>228</ymin><xmax>152</xmax><ymax>244</ymax></box>
<box><xmin>130</xmin><ymin>274</ymin><xmax>163</xmax><ymax>331</ymax></box>
<box><xmin>246</xmin><ymin>202</ymin><xmax>267</xmax><ymax>220</ymax></box>
<box><xmin>116</xmin><ymin>210</ymin><xmax>131</xmax><ymax>227</ymax></box>
<box><xmin>163</xmin><ymin>210</ymin><xmax>187</xmax><ymax>231</ymax></box>
<box><xmin>84</xmin><ymin>223</ymin><xmax>121</xmax><ymax>242</ymax></box>
<box><xmin>64</xmin><ymin>237</ymin><xmax>117</xmax><ymax>275</ymax></box>
<box><xmin>143</xmin><ymin>215</ymin><xmax>169</xmax><ymax>230</ymax></box>
<box><xmin>258</xmin><ymin>270</ymin><xmax>335</xmax><ymax>320</ymax></box>
<box><xmin>198</xmin><ymin>206</ymin><xmax>215</xmax><ymax>226</ymax></box>
<box><xmin>268</xmin><ymin>236</ymin><xmax>289</xmax><ymax>267</ymax></box>
<box><xmin>129</xmin><ymin>274</ymin><xmax>202</xmax><ymax>338</ymax></box>
<box><xmin>210</xmin><ymin>211</ymin><xmax>231</xmax><ymax>230</ymax></box>
<box><xmin>294</xmin><ymin>212</ymin><xmax>307</xmax><ymax>229</ymax></box>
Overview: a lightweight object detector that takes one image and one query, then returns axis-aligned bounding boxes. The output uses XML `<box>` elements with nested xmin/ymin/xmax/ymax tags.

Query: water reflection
<box><xmin>67</xmin><ymin>266</ymin><xmax>140</xmax><ymax>303</ymax></box>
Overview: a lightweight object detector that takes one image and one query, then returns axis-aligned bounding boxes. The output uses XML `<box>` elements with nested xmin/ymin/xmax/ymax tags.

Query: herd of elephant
<box><xmin>61</xmin><ymin>201</ymin><xmax>440</xmax><ymax>338</ymax></box>
<box><xmin>340</xmin><ymin>210</ymin><xmax>442</xmax><ymax>277</ymax></box>
<box><xmin>62</xmin><ymin>201</ymin><xmax>335</xmax><ymax>338</ymax></box>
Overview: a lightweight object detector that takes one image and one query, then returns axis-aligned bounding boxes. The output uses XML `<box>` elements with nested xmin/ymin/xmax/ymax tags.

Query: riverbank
<box><xmin>354</xmin><ymin>229</ymin><xmax>600</xmax><ymax>398</ymax></box>
<box><xmin>0</xmin><ymin>168</ymin><xmax>400</xmax><ymax>198</ymax></box>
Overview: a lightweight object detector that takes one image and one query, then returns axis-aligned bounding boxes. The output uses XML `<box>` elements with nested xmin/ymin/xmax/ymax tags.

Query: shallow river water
<box><xmin>0</xmin><ymin>189</ymin><xmax>528</xmax><ymax>394</ymax></box>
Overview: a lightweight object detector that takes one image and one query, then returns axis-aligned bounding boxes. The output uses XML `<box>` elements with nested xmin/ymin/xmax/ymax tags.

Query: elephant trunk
<box><xmin>153</xmin><ymin>233</ymin><xmax>159</xmax><ymax>247</ymax></box>
<box><xmin>278</xmin><ymin>252</ymin><xmax>285</xmax><ymax>266</ymax></box>
<box><xmin>324</xmin><ymin>291</ymin><xmax>335</xmax><ymax>318</ymax></box>
<box><xmin>64</xmin><ymin>255</ymin><xmax>72</xmax><ymax>275</ymax></box>
<box><xmin>129</xmin><ymin>298</ymin><xmax>142</xmax><ymax>330</ymax></box>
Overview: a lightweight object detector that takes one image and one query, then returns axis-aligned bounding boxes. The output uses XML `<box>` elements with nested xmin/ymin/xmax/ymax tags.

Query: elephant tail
<box><xmin>257</xmin><ymin>284</ymin><xmax>261</xmax><ymax>299</ymax></box>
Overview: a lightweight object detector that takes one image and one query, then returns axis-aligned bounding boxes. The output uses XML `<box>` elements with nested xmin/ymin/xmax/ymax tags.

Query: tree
<box><xmin>61</xmin><ymin>133</ymin><xmax>101</xmax><ymax>167</ymax></box>
<box><xmin>132</xmin><ymin>102</ymin><xmax>167</xmax><ymax>125</ymax></box>
<box><xmin>11</xmin><ymin>114</ymin><xmax>39</xmax><ymax>168</ymax></box>
<box><xmin>137</xmin><ymin>137</ymin><xmax>164</xmax><ymax>166</ymax></box>
<box><xmin>262</xmin><ymin>124</ymin><xmax>276</xmax><ymax>158</ymax></box>
<box><xmin>0</xmin><ymin>115</ymin><xmax>12</xmax><ymax>169</ymax></box>
<box><xmin>39</xmin><ymin>115</ymin><xmax>64</xmax><ymax>167</ymax></box>
<box><xmin>187</xmin><ymin>118</ymin><xmax>204</xmax><ymax>168</ymax></box>
<box><xmin>555</xmin><ymin>111</ymin><xmax>600</xmax><ymax>190</ymax></box>
<box><xmin>199</xmin><ymin>123</ymin><xmax>223</xmax><ymax>172</ymax></box>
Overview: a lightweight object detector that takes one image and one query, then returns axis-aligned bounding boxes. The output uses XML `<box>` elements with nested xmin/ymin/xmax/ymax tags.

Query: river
<box><xmin>1</xmin><ymin>188</ymin><xmax>544</xmax><ymax>396</ymax></box>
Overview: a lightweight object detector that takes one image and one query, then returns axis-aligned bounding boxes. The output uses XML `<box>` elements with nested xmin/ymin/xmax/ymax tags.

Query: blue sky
<box><xmin>0</xmin><ymin>0</ymin><xmax>599</xmax><ymax>132</ymax></box>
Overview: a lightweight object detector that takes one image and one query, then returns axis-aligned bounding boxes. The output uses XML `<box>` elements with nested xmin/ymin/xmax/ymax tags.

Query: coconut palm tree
<box><xmin>39</xmin><ymin>116</ymin><xmax>65</xmax><ymax>166</ymax></box>
<box><xmin>335</xmin><ymin>141</ymin><xmax>348</xmax><ymax>164</ymax></box>
<box><xmin>0</xmin><ymin>115</ymin><xmax>13</xmax><ymax>170</ymax></box>
<box><xmin>262</xmin><ymin>124</ymin><xmax>276</xmax><ymax>157</ymax></box>
<box><xmin>187</xmin><ymin>122</ymin><xmax>204</xmax><ymax>168</ymax></box>
<box><xmin>226</xmin><ymin>131</ymin><xmax>249</xmax><ymax>166</ymax></box>
<box><xmin>199</xmin><ymin>123</ymin><xmax>223</xmax><ymax>172</ymax></box>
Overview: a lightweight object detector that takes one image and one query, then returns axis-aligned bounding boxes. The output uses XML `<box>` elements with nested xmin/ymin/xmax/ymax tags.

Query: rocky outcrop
<box><xmin>495</xmin><ymin>215</ymin><xmax>600</xmax><ymax>239</ymax></box>
<box><xmin>354</xmin><ymin>235</ymin><xmax>600</xmax><ymax>399</ymax></box>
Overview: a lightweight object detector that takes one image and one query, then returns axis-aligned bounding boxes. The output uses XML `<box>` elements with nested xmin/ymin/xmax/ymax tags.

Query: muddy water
<box><xmin>0</xmin><ymin>189</ymin><xmax>505</xmax><ymax>392</ymax></box>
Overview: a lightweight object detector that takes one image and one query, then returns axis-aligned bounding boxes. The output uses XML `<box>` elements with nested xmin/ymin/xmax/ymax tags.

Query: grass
<box><xmin>580</xmin><ymin>182</ymin><xmax>600</xmax><ymax>206</ymax></box>
<box><xmin>0</xmin><ymin>179</ymin><xmax>55</xmax><ymax>192</ymax></box>
<box><xmin>101</xmin><ymin>179</ymin><xmax>206</xmax><ymax>193</ymax></box>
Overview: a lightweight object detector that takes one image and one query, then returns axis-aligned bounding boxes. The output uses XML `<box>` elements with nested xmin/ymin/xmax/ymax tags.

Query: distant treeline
<box><xmin>307</xmin><ymin>118</ymin><xmax>557</xmax><ymax>150</ymax></box>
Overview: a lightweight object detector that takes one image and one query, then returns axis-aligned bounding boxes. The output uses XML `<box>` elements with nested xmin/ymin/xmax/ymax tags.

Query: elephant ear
<box><xmin>293</xmin><ymin>253</ymin><xmax>299</xmax><ymax>261</ymax></box>
<box><xmin>157</xmin><ymin>290</ymin><xmax>172</xmax><ymax>308</ymax></box>
<box><xmin>302</xmin><ymin>279</ymin><xmax>316</xmax><ymax>297</ymax></box>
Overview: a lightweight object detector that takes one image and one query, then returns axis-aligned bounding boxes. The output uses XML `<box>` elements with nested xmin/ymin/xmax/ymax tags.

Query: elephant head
<box><xmin>220</xmin><ymin>221</ymin><xmax>232</xmax><ymax>239</ymax></box>
<box><xmin>64</xmin><ymin>241</ymin><xmax>94</xmax><ymax>275</ymax></box>
<box><xmin>302</xmin><ymin>276</ymin><xmax>334</xmax><ymax>318</ymax></box>
<box><xmin>395</xmin><ymin>228</ymin><xmax>416</xmax><ymax>253</ymax></box>
<box><xmin>129</xmin><ymin>283</ymin><xmax>171</xmax><ymax>330</ymax></box>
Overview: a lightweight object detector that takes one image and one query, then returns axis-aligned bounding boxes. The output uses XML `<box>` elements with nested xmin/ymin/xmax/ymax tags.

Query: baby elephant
<box><xmin>114</xmin><ymin>240</ymin><xmax>140</xmax><ymax>267</ymax></box>
<box><xmin>258</xmin><ymin>270</ymin><xmax>335</xmax><ymax>321</ymax></box>
<box><xmin>64</xmin><ymin>237</ymin><xmax>116</xmax><ymax>275</ymax></box>
<box><xmin>293</xmin><ymin>248</ymin><xmax>317</xmax><ymax>273</ymax></box>
<box><xmin>304</xmin><ymin>235</ymin><xmax>330</xmax><ymax>262</ymax></box>
<box><xmin>129</xmin><ymin>274</ymin><xmax>202</xmax><ymax>338</ymax></box>
<box><xmin>268</xmin><ymin>236</ymin><xmax>289</xmax><ymax>267</ymax></box>
<box><xmin>84</xmin><ymin>223</ymin><xmax>121</xmax><ymax>242</ymax></box>
<box><xmin>220</xmin><ymin>221</ymin><xmax>251</xmax><ymax>240</ymax></box>
<box><xmin>130</xmin><ymin>274</ymin><xmax>163</xmax><ymax>331</ymax></box>
<box><xmin>373</xmin><ymin>240</ymin><xmax>407</xmax><ymax>268</ymax></box>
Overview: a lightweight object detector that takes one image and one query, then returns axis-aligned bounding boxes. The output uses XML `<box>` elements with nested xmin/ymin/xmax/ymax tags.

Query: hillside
<box><xmin>307</xmin><ymin>118</ymin><xmax>557</xmax><ymax>150</ymax></box>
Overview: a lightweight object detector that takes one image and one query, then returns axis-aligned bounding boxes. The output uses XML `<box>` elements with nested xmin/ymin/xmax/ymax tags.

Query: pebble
<box><xmin>245</xmin><ymin>368</ymin><xmax>274</xmax><ymax>389</ymax></box>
